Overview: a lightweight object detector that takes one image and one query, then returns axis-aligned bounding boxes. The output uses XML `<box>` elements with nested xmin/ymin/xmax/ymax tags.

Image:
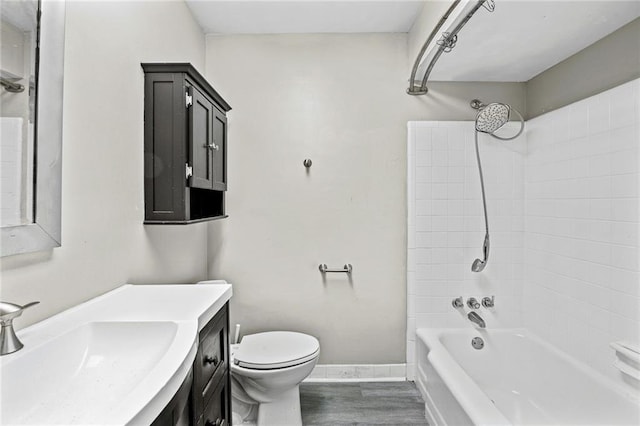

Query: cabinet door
<box><xmin>211</xmin><ymin>107</ymin><xmax>227</xmax><ymax>191</ymax></box>
<box><xmin>143</xmin><ymin>72</ymin><xmax>188</xmax><ymax>222</ymax></box>
<box><xmin>189</xmin><ymin>86</ymin><xmax>214</xmax><ymax>190</ymax></box>
<box><xmin>202</xmin><ymin>378</ymin><xmax>229</xmax><ymax>426</ymax></box>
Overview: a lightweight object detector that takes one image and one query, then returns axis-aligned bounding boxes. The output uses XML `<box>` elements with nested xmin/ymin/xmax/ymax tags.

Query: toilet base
<box><xmin>257</xmin><ymin>386</ymin><xmax>302</xmax><ymax>426</ymax></box>
<box><xmin>232</xmin><ymin>385</ymin><xmax>302</xmax><ymax>426</ymax></box>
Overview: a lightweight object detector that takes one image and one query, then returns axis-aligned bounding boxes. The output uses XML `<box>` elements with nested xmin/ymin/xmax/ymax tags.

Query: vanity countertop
<box><xmin>0</xmin><ymin>282</ymin><xmax>232</xmax><ymax>425</ymax></box>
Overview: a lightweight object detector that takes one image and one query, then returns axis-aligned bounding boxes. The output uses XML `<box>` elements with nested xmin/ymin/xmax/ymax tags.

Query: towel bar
<box><xmin>319</xmin><ymin>264</ymin><xmax>353</xmax><ymax>274</ymax></box>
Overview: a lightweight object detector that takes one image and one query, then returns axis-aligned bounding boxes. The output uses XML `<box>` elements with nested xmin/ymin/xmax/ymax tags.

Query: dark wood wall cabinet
<box><xmin>152</xmin><ymin>303</ymin><xmax>231</xmax><ymax>426</ymax></box>
<box><xmin>142</xmin><ymin>63</ymin><xmax>232</xmax><ymax>224</ymax></box>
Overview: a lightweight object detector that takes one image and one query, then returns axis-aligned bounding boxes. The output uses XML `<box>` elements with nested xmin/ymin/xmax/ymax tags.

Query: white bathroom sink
<box><xmin>0</xmin><ymin>283</ymin><xmax>232</xmax><ymax>424</ymax></box>
<box><xmin>1</xmin><ymin>321</ymin><xmax>179</xmax><ymax>424</ymax></box>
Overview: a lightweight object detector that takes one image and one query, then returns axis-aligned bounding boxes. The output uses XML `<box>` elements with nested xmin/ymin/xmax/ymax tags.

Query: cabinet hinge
<box><xmin>185</xmin><ymin>164</ymin><xmax>193</xmax><ymax>179</ymax></box>
<box><xmin>185</xmin><ymin>93</ymin><xmax>193</xmax><ymax>108</ymax></box>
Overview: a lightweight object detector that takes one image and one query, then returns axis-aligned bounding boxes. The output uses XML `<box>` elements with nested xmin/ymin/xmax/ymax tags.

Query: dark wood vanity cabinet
<box><xmin>195</xmin><ymin>304</ymin><xmax>231</xmax><ymax>426</ymax></box>
<box><xmin>142</xmin><ymin>63</ymin><xmax>231</xmax><ymax>224</ymax></box>
<box><xmin>151</xmin><ymin>369</ymin><xmax>194</xmax><ymax>426</ymax></box>
<box><xmin>151</xmin><ymin>303</ymin><xmax>231</xmax><ymax>426</ymax></box>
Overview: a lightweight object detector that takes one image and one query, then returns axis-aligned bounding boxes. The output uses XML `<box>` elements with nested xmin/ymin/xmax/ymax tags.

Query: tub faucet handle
<box><xmin>482</xmin><ymin>296</ymin><xmax>495</xmax><ymax>308</ymax></box>
<box><xmin>467</xmin><ymin>297</ymin><xmax>480</xmax><ymax>309</ymax></box>
<box><xmin>451</xmin><ymin>297</ymin><xmax>464</xmax><ymax>309</ymax></box>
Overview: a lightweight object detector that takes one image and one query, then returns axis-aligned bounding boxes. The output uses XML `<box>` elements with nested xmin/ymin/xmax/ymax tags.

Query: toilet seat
<box><xmin>234</xmin><ymin>331</ymin><xmax>320</xmax><ymax>370</ymax></box>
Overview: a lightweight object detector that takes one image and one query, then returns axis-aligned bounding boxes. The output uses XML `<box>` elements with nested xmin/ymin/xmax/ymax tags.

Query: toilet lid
<box><xmin>234</xmin><ymin>331</ymin><xmax>320</xmax><ymax>370</ymax></box>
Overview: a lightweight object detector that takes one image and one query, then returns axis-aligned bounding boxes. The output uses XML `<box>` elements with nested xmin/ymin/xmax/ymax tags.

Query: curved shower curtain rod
<box><xmin>407</xmin><ymin>0</ymin><xmax>495</xmax><ymax>96</ymax></box>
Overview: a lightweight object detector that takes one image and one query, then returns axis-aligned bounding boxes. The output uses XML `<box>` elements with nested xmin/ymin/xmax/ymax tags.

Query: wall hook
<box><xmin>303</xmin><ymin>159</ymin><xmax>312</xmax><ymax>168</ymax></box>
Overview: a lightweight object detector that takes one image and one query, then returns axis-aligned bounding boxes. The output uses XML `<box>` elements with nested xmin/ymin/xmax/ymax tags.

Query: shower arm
<box><xmin>407</xmin><ymin>0</ymin><xmax>493</xmax><ymax>96</ymax></box>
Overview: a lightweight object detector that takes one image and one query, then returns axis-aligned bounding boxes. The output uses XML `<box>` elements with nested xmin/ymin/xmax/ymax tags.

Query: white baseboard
<box><xmin>304</xmin><ymin>364</ymin><xmax>407</xmax><ymax>382</ymax></box>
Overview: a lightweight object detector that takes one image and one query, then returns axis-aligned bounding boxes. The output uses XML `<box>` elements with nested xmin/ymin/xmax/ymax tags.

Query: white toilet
<box><xmin>230</xmin><ymin>331</ymin><xmax>320</xmax><ymax>426</ymax></box>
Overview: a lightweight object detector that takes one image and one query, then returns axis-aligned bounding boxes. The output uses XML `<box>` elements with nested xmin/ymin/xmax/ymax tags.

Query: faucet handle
<box><xmin>482</xmin><ymin>296</ymin><xmax>495</xmax><ymax>308</ymax></box>
<box><xmin>466</xmin><ymin>297</ymin><xmax>480</xmax><ymax>309</ymax></box>
<box><xmin>451</xmin><ymin>297</ymin><xmax>464</xmax><ymax>309</ymax></box>
<box><xmin>0</xmin><ymin>301</ymin><xmax>38</xmax><ymax>356</ymax></box>
<box><xmin>0</xmin><ymin>301</ymin><xmax>39</xmax><ymax>323</ymax></box>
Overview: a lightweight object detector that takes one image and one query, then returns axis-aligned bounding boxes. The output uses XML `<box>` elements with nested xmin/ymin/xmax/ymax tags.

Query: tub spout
<box><xmin>468</xmin><ymin>311</ymin><xmax>486</xmax><ymax>328</ymax></box>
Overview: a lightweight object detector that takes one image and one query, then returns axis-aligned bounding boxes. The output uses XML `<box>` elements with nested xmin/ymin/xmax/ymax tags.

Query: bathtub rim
<box><xmin>417</xmin><ymin>328</ymin><xmax>511</xmax><ymax>425</ymax></box>
<box><xmin>416</xmin><ymin>327</ymin><xmax>640</xmax><ymax>426</ymax></box>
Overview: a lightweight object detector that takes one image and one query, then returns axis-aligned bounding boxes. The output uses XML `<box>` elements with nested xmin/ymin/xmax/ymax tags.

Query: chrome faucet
<box><xmin>468</xmin><ymin>311</ymin><xmax>486</xmax><ymax>328</ymax></box>
<box><xmin>482</xmin><ymin>296</ymin><xmax>495</xmax><ymax>308</ymax></box>
<box><xmin>0</xmin><ymin>301</ymin><xmax>39</xmax><ymax>355</ymax></box>
<box><xmin>466</xmin><ymin>297</ymin><xmax>480</xmax><ymax>309</ymax></box>
<box><xmin>451</xmin><ymin>297</ymin><xmax>464</xmax><ymax>309</ymax></box>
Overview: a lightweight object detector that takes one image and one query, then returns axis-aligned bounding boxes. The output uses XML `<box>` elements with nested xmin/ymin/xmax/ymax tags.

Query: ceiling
<box><xmin>185</xmin><ymin>0</ymin><xmax>640</xmax><ymax>82</ymax></box>
<box><xmin>425</xmin><ymin>1</ymin><xmax>640</xmax><ymax>82</ymax></box>
<box><xmin>185</xmin><ymin>1</ymin><xmax>425</xmax><ymax>34</ymax></box>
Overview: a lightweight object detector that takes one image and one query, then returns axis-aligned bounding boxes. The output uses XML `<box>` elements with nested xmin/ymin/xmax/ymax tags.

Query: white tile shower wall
<box><xmin>523</xmin><ymin>79</ymin><xmax>640</xmax><ymax>390</ymax></box>
<box><xmin>407</xmin><ymin>121</ymin><xmax>526</xmax><ymax>379</ymax></box>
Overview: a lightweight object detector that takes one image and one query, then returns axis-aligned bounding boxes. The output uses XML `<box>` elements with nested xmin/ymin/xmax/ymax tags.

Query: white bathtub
<box><xmin>416</xmin><ymin>328</ymin><xmax>640</xmax><ymax>426</ymax></box>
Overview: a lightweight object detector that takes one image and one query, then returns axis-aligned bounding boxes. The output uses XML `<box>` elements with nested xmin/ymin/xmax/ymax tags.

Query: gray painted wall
<box><xmin>527</xmin><ymin>18</ymin><xmax>640</xmax><ymax>119</ymax></box>
<box><xmin>204</xmin><ymin>33</ymin><xmax>525</xmax><ymax>364</ymax></box>
<box><xmin>0</xmin><ymin>1</ymin><xmax>209</xmax><ymax>329</ymax></box>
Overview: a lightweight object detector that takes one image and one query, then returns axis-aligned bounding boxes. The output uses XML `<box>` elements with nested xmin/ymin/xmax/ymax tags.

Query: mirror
<box><xmin>1</xmin><ymin>0</ymin><xmax>38</xmax><ymax>228</ymax></box>
<box><xmin>1</xmin><ymin>0</ymin><xmax>65</xmax><ymax>257</ymax></box>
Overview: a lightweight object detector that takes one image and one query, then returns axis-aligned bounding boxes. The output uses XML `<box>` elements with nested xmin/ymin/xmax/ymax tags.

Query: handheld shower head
<box><xmin>472</xmin><ymin>258</ymin><xmax>486</xmax><ymax>272</ymax></box>
<box><xmin>475</xmin><ymin>102</ymin><xmax>511</xmax><ymax>134</ymax></box>
<box><xmin>471</xmin><ymin>233</ymin><xmax>490</xmax><ymax>272</ymax></box>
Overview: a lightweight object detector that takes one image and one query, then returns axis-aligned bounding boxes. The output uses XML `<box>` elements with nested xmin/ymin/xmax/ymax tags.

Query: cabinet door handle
<box><xmin>212</xmin><ymin>142</ymin><xmax>220</xmax><ymax>151</ymax></box>
<box><xmin>204</xmin><ymin>355</ymin><xmax>219</xmax><ymax>367</ymax></box>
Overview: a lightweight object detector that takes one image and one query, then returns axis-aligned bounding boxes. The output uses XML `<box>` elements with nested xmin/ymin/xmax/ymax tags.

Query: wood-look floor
<box><xmin>300</xmin><ymin>382</ymin><xmax>429</xmax><ymax>426</ymax></box>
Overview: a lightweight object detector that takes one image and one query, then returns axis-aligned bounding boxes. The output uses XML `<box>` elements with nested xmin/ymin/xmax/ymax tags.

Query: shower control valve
<box><xmin>482</xmin><ymin>296</ymin><xmax>495</xmax><ymax>308</ymax></box>
<box><xmin>466</xmin><ymin>297</ymin><xmax>480</xmax><ymax>310</ymax></box>
<box><xmin>451</xmin><ymin>297</ymin><xmax>464</xmax><ymax>309</ymax></box>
